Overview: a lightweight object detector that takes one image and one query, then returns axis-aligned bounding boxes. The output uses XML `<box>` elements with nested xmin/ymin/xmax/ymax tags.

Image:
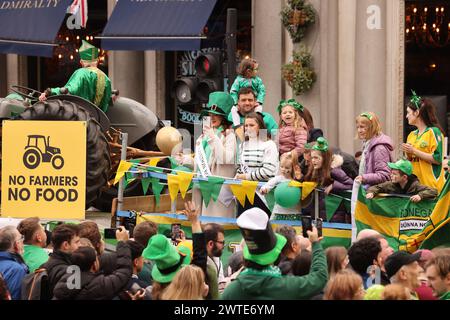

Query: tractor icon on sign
<box><xmin>23</xmin><ymin>135</ymin><xmax>64</xmax><ymax>170</ymax></box>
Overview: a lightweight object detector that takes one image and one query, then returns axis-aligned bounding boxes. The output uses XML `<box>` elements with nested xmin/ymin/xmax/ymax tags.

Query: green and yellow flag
<box><xmin>355</xmin><ymin>179</ymin><xmax>450</xmax><ymax>252</ymax></box>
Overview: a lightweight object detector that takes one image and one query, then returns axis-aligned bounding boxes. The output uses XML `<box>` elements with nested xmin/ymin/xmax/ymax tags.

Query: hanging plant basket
<box><xmin>282</xmin><ymin>49</ymin><xmax>316</xmax><ymax>96</ymax></box>
<box><xmin>281</xmin><ymin>0</ymin><xmax>316</xmax><ymax>43</ymax></box>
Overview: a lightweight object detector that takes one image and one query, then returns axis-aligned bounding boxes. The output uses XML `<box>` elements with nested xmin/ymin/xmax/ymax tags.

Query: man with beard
<box><xmin>203</xmin><ymin>223</ymin><xmax>225</xmax><ymax>299</ymax></box>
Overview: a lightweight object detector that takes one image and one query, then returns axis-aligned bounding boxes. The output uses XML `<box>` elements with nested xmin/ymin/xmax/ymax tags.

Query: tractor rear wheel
<box><xmin>23</xmin><ymin>149</ymin><xmax>41</xmax><ymax>169</ymax></box>
<box><xmin>18</xmin><ymin>99</ymin><xmax>111</xmax><ymax>207</ymax></box>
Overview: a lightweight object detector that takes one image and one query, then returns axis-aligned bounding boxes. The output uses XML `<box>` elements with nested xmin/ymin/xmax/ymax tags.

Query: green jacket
<box><xmin>23</xmin><ymin>244</ymin><xmax>49</xmax><ymax>273</ymax></box>
<box><xmin>220</xmin><ymin>242</ymin><xmax>328</xmax><ymax>300</ymax></box>
<box><xmin>51</xmin><ymin>67</ymin><xmax>112</xmax><ymax>112</ymax></box>
<box><xmin>230</xmin><ymin>75</ymin><xmax>266</xmax><ymax>105</ymax></box>
<box><xmin>227</xmin><ymin>111</ymin><xmax>278</xmax><ymax>137</ymax></box>
<box><xmin>440</xmin><ymin>291</ymin><xmax>450</xmax><ymax>300</ymax></box>
<box><xmin>367</xmin><ymin>175</ymin><xmax>438</xmax><ymax>200</ymax></box>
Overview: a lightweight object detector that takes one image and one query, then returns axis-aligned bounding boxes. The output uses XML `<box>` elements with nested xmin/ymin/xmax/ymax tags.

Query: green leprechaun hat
<box><xmin>312</xmin><ymin>137</ymin><xmax>329</xmax><ymax>152</ymax></box>
<box><xmin>142</xmin><ymin>234</ymin><xmax>191</xmax><ymax>283</ymax></box>
<box><xmin>201</xmin><ymin>91</ymin><xmax>234</xmax><ymax>117</ymax></box>
<box><xmin>79</xmin><ymin>40</ymin><xmax>99</xmax><ymax>62</ymax></box>
<box><xmin>237</xmin><ymin>207</ymin><xmax>287</xmax><ymax>266</ymax></box>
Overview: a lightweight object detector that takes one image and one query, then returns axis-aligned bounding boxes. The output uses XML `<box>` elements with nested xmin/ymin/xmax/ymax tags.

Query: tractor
<box><xmin>23</xmin><ymin>135</ymin><xmax>64</xmax><ymax>170</ymax></box>
<box><xmin>0</xmin><ymin>85</ymin><xmax>167</xmax><ymax>210</ymax></box>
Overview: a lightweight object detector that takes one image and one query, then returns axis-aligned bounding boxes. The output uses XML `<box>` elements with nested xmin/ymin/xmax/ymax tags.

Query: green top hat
<box><xmin>237</xmin><ymin>208</ymin><xmax>287</xmax><ymax>266</ymax></box>
<box><xmin>201</xmin><ymin>92</ymin><xmax>234</xmax><ymax>117</ymax></box>
<box><xmin>388</xmin><ymin>159</ymin><xmax>413</xmax><ymax>176</ymax></box>
<box><xmin>142</xmin><ymin>234</ymin><xmax>191</xmax><ymax>283</ymax></box>
<box><xmin>277</xmin><ymin>99</ymin><xmax>304</xmax><ymax>114</ymax></box>
<box><xmin>79</xmin><ymin>40</ymin><xmax>99</xmax><ymax>62</ymax></box>
<box><xmin>312</xmin><ymin>137</ymin><xmax>329</xmax><ymax>152</ymax></box>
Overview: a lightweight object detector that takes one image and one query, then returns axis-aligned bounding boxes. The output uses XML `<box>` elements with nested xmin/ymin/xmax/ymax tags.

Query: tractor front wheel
<box><xmin>51</xmin><ymin>155</ymin><xmax>64</xmax><ymax>170</ymax></box>
<box><xmin>23</xmin><ymin>149</ymin><xmax>41</xmax><ymax>169</ymax></box>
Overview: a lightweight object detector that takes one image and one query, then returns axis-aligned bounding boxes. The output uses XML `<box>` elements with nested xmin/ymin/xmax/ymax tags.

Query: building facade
<box><xmin>0</xmin><ymin>0</ymin><xmax>434</xmax><ymax>157</ymax></box>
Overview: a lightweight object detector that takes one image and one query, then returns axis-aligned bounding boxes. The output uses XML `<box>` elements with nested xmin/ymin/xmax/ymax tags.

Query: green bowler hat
<box><xmin>388</xmin><ymin>159</ymin><xmax>413</xmax><ymax>176</ymax></box>
<box><xmin>142</xmin><ymin>234</ymin><xmax>191</xmax><ymax>283</ymax></box>
<box><xmin>201</xmin><ymin>91</ymin><xmax>234</xmax><ymax>117</ymax></box>
<box><xmin>79</xmin><ymin>40</ymin><xmax>99</xmax><ymax>62</ymax></box>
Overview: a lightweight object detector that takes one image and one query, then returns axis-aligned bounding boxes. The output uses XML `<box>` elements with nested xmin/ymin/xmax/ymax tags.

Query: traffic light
<box><xmin>194</xmin><ymin>52</ymin><xmax>224</xmax><ymax>102</ymax></box>
<box><xmin>172</xmin><ymin>51</ymin><xmax>224</xmax><ymax>105</ymax></box>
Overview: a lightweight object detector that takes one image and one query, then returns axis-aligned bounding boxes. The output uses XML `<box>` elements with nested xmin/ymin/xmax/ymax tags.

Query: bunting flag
<box><xmin>147</xmin><ymin>157</ymin><xmax>161</xmax><ymax>167</ymax></box>
<box><xmin>354</xmin><ymin>179</ymin><xmax>450</xmax><ymax>252</ymax></box>
<box><xmin>230</xmin><ymin>182</ymin><xmax>247</xmax><ymax>207</ymax></box>
<box><xmin>141</xmin><ymin>177</ymin><xmax>152</xmax><ymax>195</ymax></box>
<box><xmin>113</xmin><ymin>160</ymin><xmax>133</xmax><ymax>185</ymax></box>
<box><xmin>243</xmin><ymin>180</ymin><xmax>259</xmax><ymax>204</ymax></box>
<box><xmin>198</xmin><ymin>177</ymin><xmax>225</xmax><ymax>207</ymax></box>
<box><xmin>177</xmin><ymin>171</ymin><xmax>194</xmax><ymax>198</ymax></box>
<box><xmin>229</xmin><ymin>180</ymin><xmax>259</xmax><ymax>206</ymax></box>
<box><xmin>150</xmin><ymin>177</ymin><xmax>165</xmax><ymax>207</ymax></box>
<box><xmin>167</xmin><ymin>174</ymin><xmax>180</xmax><ymax>202</ymax></box>
<box><xmin>288</xmin><ymin>181</ymin><xmax>317</xmax><ymax>199</ymax></box>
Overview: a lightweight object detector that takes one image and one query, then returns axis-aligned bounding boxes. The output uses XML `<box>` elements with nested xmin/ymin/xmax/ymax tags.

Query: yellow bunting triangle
<box><xmin>167</xmin><ymin>174</ymin><xmax>180</xmax><ymax>202</ymax></box>
<box><xmin>300</xmin><ymin>182</ymin><xmax>317</xmax><ymax>199</ymax></box>
<box><xmin>288</xmin><ymin>181</ymin><xmax>317</xmax><ymax>199</ymax></box>
<box><xmin>230</xmin><ymin>183</ymin><xmax>247</xmax><ymax>207</ymax></box>
<box><xmin>113</xmin><ymin>161</ymin><xmax>133</xmax><ymax>185</ymax></box>
<box><xmin>147</xmin><ymin>157</ymin><xmax>160</xmax><ymax>167</ymax></box>
<box><xmin>242</xmin><ymin>180</ymin><xmax>259</xmax><ymax>205</ymax></box>
<box><xmin>177</xmin><ymin>171</ymin><xmax>194</xmax><ymax>198</ymax></box>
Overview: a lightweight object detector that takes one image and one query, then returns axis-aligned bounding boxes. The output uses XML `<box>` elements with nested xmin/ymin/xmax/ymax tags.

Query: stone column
<box><xmin>337</xmin><ymin>0</ymin><xmax>357</xmax><ymax>153</ymax></box>
<box><xmin>6</xmin><ymin>54</ymin><xmax>27</xmax><ymax>91</ymax></box>
<box><xmin>144</xmin><ymin>51</ymin><xmax>166</xmax><ymax>118</ymax></box>
<box><xmin>107</xmin><ymin>0</ymin><xmax>145</xmax><ymax>103</ymax></box>
<box><xmin>252</xmin><ymin>0</ymin><xmax>284</xmax><ymax>117</ymax></box>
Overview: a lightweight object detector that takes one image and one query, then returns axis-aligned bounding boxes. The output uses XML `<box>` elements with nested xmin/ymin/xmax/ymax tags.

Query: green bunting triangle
<box><xmin>264</xmin><ymin>189</ymin><xmax>276</xmax><ymax>213</ymax></box>
<box><xmin>150</xmin><ymin>177</ymin><xmax>165</xmax><ymax>207</ymax></box>
<box><xmin>141</xmin><ymin>177</ymin><xmax>152</xmax><ymax>195</ymax></box>
<box><xmin>198</xmin><ymin>176</ymin><xmax>225</xmax><ymax>207</ymax></box>
<box><xmin>325</xmin><ymin>194</ymin><xmax>343</xmax><ymax>221</ymax></box>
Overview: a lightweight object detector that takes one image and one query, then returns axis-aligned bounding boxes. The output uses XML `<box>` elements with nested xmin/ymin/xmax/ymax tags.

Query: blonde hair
<box><xmin>355</xmin><ymin>112</ymin><xmax>383</xmax><ymax>140</ymax></box>
<box><xmin>160</xmin><ymin>265</ymin><xmax>206</xmax><ymax>300</ymax></box>
<box><xmin>325</xmin><ymin>246</ymin><xmax>348</xmax><ymax>278</ymax></box>
<box><xmin>323</xmin><ymin>269</ymin><xmax>364</xmax><ymax>300</ymax></box>
<box><xmin>279</xmin><ymin>150</ymin><xmax>299</xmax><ymax>179</ymax></box>
<box><xmin>278</xmin><ymin>105</ymin><xmax>306</xmax><ymax>130</ymax></box>
<box><xmin>382</xmin><ymin>284</ymin><xmax>410</xmax><ymax>300</ymax></box>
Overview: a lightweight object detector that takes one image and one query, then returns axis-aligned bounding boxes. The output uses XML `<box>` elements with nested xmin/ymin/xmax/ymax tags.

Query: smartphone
<box><xmin>315</xmin><ymin>218</ymin><xmax>323</xmax><ymax>238</ymax></box>
<box><xmin>104</xmin><ymin>228</ymin><xmax>120</xmax><ymax>239</ymax></box>
<box><xmin>171</xmin><ymin>223</ymin><xmax>181</xmax><ymax>241</ymax></box>
<box><xmin>301</xmin><ymin>216</ymin><xmax>313</xmax><ymax>238</ymax></box>
<box><xmin>203</xmin><ymin>116</ymin><xmax>211</xmax><ymax>132</ymax></box>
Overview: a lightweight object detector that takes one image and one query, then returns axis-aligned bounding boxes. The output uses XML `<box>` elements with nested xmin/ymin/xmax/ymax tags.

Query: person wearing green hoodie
<box><xmin>221</xmin><ymin>208</ymin><xmax>328</xmax><ymax>300</ymax></box>
<box><xmin>425</xmin><ymin>253</ymin><xmax>450</xmax><ymax>300</ymax></box>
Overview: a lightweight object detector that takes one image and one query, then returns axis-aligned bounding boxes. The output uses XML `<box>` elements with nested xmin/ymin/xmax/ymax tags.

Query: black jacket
<box><xmin>41</xmin><ymin>250</ymin><xmax>72</xmax><ymax>299</ymax></box>
<box><xmin>52</xmin><ymin>241</ymin><xmax>132</xmax><ymax>300</ymax></box>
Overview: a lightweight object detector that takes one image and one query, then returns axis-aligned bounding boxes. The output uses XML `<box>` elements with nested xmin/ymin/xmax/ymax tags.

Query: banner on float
<box><xmin>1</xmin><ymin>121</ymin><xmax>86</xmax><ymax>219</ymax></box>
<box><xmin>354</xmin><ymin>180</ymin><xmax>450</xmax><ymax>252</ymax></box>
<box><xmin>137</xmin><ymin>213</ymin><xmax>352</xmax><ymax>268</ymax></box>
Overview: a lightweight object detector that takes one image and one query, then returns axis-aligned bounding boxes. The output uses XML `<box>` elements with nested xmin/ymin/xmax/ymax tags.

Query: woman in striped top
<box><xmin>235</xmin><ymin>112</ymin><xmax>279</xmax><ymax>181</ymax></box>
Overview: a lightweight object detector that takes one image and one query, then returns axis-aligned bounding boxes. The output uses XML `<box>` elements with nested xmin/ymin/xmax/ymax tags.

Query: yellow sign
<box><xmin>1</xmin><ymin>121</ymin><xmax>86</xmax><ymax>219</ymax></box>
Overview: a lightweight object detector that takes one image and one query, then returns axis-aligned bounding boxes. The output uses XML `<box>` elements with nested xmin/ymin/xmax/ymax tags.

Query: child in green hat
<box><xmin>366</xmin><ymin>158</ymin><xmax>438</xmax><ymax>203</ymax></box>
<box><xmin>39</xmin><ymin>40</ymin><xmax>113</xmax><ymax>113</ymax></box>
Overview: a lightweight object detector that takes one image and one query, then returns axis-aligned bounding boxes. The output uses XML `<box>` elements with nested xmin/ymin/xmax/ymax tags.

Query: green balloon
<box><xmin>274</xmin><ymin>181</ymin><xmax>301</xmax><ymax>208</ymax></box>
<box><xmin>173</xmin><ymin>165</ymin><xmax>193</xmax><ymax>189</ymax></box>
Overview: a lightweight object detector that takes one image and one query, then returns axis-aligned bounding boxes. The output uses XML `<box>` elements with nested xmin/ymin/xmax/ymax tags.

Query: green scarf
<box><xmin>201</xmin><ymin>126</ymin><xmax>224</xmax><ymax>161</ymax></box>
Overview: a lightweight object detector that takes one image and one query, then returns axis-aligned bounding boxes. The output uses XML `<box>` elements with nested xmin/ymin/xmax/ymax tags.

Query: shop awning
<box><xmin>0</xmin><ymin>0</ymin><xmax>72</xmax><ymax>57</ymax></box>
<box><xmin>99</xmin><ymin>0</ymin><xmax>217</xmax><ymax>51</ymax></box>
